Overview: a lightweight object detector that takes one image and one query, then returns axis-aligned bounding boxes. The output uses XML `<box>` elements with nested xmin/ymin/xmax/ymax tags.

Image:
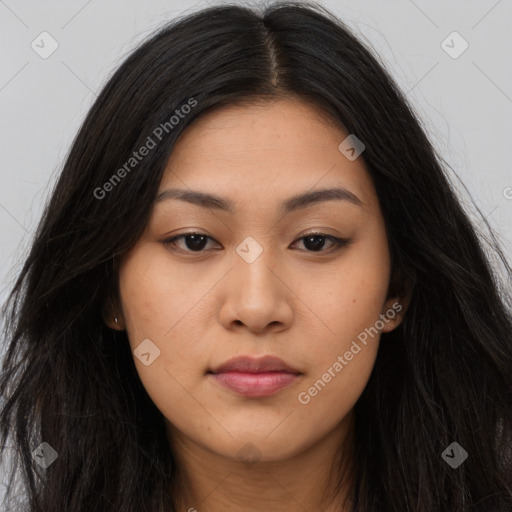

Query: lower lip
<box><xmin>210</xmin><ymin>371</ymin><xmax>299</xmax><ymax>397</ymax></box>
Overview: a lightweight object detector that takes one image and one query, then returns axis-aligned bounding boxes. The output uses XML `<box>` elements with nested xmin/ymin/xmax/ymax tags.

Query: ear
<box><xmin>380</xmin><ymin>293</ymin><xmax>411</xmax><ymax>333</ymax></box>
<box><xmin>380</xmin><ymin>267</ymin><xmax>413</xmax><ymax>333</ymax></box>
<box><xmin>101</xmin><ymin>293</ymin><xmax>125</xmax><ymax>331</ymax></box>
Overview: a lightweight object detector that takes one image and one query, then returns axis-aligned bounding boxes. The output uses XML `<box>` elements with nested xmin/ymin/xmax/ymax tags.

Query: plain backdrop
<box><xmin>0</xmin><ymin>0</ymin><xmax>511</xmax><ymax>504</ymax></box>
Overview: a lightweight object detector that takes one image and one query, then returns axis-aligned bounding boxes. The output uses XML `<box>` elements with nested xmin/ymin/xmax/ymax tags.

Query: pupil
<box><xmin>305</xmin><ymin>235</ymin><xmax>325</xmax><ymax>251</ymax></box>
<box><xmin>186</xmin><ymin>234</ymin><xmax>208</xmax><ymax>251</ymax></box>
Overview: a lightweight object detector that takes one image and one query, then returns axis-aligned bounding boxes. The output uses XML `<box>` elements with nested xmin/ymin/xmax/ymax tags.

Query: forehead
<box><xmin>170</xmin><ymin>97</ymin><xmax>344</xmax><ymax>155</ymax></box>
<box><xmin>159</xmin><ymin>97</ymin><xmax>378</xmax><ymax>213</ymax></box>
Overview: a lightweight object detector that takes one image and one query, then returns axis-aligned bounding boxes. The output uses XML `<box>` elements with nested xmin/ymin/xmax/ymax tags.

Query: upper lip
<box><xmin>210</xmin><ymin>356</ymin><xmax>301</xmax><ymax>374</ymax></box>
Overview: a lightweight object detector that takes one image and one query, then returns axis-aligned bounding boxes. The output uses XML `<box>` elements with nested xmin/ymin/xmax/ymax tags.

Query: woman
<box><xmin>1</xmin><ymin>2</ymin><xmax>511</xmax><ymax>511</ymax></box>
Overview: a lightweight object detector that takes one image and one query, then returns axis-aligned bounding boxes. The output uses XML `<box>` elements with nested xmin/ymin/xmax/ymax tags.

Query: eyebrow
<box><xmin>154</xmin><ymin>186</ymin><xmax>363</xmax><ymax>214</ymax></box>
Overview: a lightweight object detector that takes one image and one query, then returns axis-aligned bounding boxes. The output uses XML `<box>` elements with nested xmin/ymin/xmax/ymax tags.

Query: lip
<box><xmin>211</xmin><ymin>355</ymin><xmax>300</xmax><ymax>374</ymax></box>
<box><xmin>209</xmin><ymin>356</ymin><xmax>302</xmax><ymax>397</ymax></box>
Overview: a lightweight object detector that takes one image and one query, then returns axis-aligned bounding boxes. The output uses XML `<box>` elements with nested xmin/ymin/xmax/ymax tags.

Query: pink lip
<box><xmin>209</xmin><ymin>356</ymin><xmax>301</xmax><ymax>397</ymax></box>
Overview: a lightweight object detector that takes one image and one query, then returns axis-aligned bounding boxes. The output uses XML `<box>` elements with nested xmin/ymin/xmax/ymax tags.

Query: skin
<box><xmin>105</xmin><ymin>97</ymin><xmax>409</xmax><ymax>511</ymax></box>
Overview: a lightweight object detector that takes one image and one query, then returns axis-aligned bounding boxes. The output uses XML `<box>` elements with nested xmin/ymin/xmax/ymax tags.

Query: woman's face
<box><xmin>112</xmin><ymin>97</ymin><xmax>405</xmax><ymax>463</ymax></box>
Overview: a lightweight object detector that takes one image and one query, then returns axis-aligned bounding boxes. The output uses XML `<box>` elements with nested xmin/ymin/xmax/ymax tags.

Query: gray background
<box><xmin>1</xmin><ymin>0</ymin><xmax>511</xmax><ymax>503</ymax></box>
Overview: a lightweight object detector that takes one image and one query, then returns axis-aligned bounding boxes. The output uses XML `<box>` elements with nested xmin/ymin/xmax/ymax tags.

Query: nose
<box><xmin>218</xmin><ymin>241</ymin><xmax>293</xmax><ymax>335</ymax></box>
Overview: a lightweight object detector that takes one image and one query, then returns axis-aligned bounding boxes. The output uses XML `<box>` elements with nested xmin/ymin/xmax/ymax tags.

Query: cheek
<box><xmin>298</xmin><ymin>242</ymin><xmax>389</xmax><ymax>348</ymax></box>
<box><xmin>118</xmin><ymin>246</ymin><xmax>193</xmax><ymax>340</ymax></box>
<box><xmin>116</xmin><ymin>276</ymin><xmax>205</xmax><ymax>433</ymax></box>
<box><xmin>296</xmin><ymin>343</ymin><xmax>377</xmax><ymax>432</ymax></box>
<box><xmin>293</xmin><ymin>237</ymin><xmax>389</xmax><ymax>404</ymax></box>
<box><xmin>296</xmin><ymin>278</ymin><xmax>386</xmax><ymax>419</ymax></box>
<box><xmin>117</xmin><ymin>246</ymin><xmax>209</xmax><ymax>380</ymax></box>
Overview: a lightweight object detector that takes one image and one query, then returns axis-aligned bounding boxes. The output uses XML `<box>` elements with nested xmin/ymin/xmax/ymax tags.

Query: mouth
<box><xmin>208</xmin><ymin>355</ymin><xmax>302</xmax><ymax>398</ymax></box>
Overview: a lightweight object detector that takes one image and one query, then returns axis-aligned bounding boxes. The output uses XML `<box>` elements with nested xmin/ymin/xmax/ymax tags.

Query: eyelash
<box><xmin>162</xmin><ymin>232</ymin><xmax>350</xmax><ymax>255</ymax></box>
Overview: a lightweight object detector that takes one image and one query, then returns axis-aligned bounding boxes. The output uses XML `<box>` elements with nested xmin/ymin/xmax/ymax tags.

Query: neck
<box><xmin>167</xmin><ymin>412</ymin><xmax>355</xmax><ymax>512</ymax></box>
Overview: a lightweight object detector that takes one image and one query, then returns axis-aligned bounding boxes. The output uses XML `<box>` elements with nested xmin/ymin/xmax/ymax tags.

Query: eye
<box><xmin>162</xmin><ymin>232</ymin><xmax>350</xmax><ymax>254</ymax></box>
<box><xmin>290</xmin><ymin>232</ymin><xmax>350</xmax><ymax>253</ymax></box>
<box><xmin>163</xmin><ymin>233</ymin><xmax>220</xmax><ymax>253</ymax></box>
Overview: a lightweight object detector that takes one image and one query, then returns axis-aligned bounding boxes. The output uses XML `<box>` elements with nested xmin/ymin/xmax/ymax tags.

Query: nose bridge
<box><xmin>221</xmin><ymin>233</ymin><xmax>291</xmax><ymax>330</ymax></box>
<box><xmin>232</xmin><ymin>234</ymin><xmax>277</xmax><ymax>293</ymax></box>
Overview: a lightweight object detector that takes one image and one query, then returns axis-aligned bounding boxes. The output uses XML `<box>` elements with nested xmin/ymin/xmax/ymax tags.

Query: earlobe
<box><xmin>101</xmin><ymin>297</ymin><xmax>125</xmax><ymax>330</ymax></box>
<box><xmin>104</xmin><ymin>315</ymin><xmax>125</xmax><ymax>331</ymax></box>
<box><xmin>380</xmin><ymin>297</ymin><xmax>406</xmax><ymax>333</ymax></box>
<box><xmin>380</xmin><ymin>267</ymin><xmax>414</xmax><ymax>333</ymax></box>
<box><xmin>380</xmin><ymin>285</ymin><xmax>412</xmax><ymax>333</ymax></box>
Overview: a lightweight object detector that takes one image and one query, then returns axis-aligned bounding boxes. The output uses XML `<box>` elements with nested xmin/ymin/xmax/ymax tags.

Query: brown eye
<box><xmin>163</xmin><ymin>232</ymin><xmax>350</xmax><ymax>255</ymax></box>
<box><xmin>163</xmin><ymin>233</ymin><xmax>219</xmax><ymax>252</ymax></box>
<box><xmin>291</xmin><ymin>233</ymin><xmax>349</xmax><ymax>253</ymax></box>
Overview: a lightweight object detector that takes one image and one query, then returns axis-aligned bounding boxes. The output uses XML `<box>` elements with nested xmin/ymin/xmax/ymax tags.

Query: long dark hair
<box><xmin>1</xmin><ymin>2</ymin><xmax>511</xmax><ymax>510</ymax></box>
